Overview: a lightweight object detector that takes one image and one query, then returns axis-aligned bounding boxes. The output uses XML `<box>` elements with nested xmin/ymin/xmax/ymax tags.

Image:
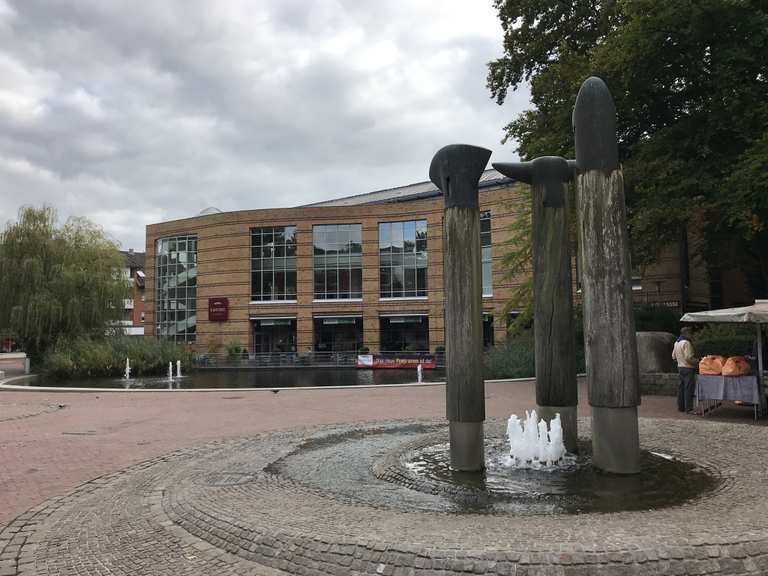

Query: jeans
<box><xmin>677</xmin><ymin>367</ymin><xmax>696</xmax><ymax>412</ymax></box>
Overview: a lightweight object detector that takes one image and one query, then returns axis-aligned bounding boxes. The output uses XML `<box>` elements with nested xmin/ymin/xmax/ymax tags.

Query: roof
<box><xmin>681</xmin><ymin>301</ymin><xmax>768</xmax><ymax>324</ymax></box>
<box><xmin>303</xmin><ymin>168</ymin><xmax>513</xmax><ymax>207</ymax></box>
<box><xmin>121</xmin><ymin>250</ymin><xmax>145</xmax><ymax>270</ymax></box>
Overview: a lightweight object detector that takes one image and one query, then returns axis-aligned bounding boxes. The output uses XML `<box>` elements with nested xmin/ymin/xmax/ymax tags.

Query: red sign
<box><xmin>356</xmin><ymin>354</ymin><xmax>437</xmax><ymax>370</ymax></box>
<box><xmin>208</xmin><ymin>298</ymin><xmax>229</xmax><ymax>321</ymax></box>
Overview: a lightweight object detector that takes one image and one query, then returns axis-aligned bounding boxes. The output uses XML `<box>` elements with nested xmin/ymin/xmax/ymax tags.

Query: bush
<box><xmin>633</xmin><ymin>304</ymin><xmax>680</xmax><ymax>334</ymax></box>
<box><xmin>693</xmin><ymin>325</ymin><xmax>756</xmax><ymax>357</ymax></box>
<box><xmin>42</xmin><ymin>336</ymin><xmax>194</xmax><ymax>379</ymax></box>
<box><xmin>484</xmin><ymin>336</ymin><xmax>535</xmax><ymax>379</ymax></box>
<box><xmin>225</xmin><ymin>339</ymin><xmax>244</xmax><ymax>358</ymax></box>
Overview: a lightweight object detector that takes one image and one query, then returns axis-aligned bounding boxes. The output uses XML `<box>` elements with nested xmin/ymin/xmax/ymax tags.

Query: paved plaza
<box><xmin>1</xmin><ymin>378</ymin><xmax>766</xmax><ymax>575</ymax></box>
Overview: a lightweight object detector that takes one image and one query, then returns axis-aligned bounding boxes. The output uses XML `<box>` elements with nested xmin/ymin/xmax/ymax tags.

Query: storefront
<box><xmin>313</xmin><ymin>315</ymin><xmax>363</xmax><ymax>352</ymax></box>
<box><xmin>251</xmin><ymin>317</ymin><xmax>297</xmax><ymax>354</ymax></box>
<box><xmin>379</xmin><ymin>314</ymin><xmax>429</xmax><ymax>352</ymax></box>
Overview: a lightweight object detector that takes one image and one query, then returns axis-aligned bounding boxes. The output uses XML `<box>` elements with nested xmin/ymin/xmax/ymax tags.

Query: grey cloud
<box><xmin>0</xmin><ymin>0</ymin><xmax>529</xmax><ymax>250</ymax></box>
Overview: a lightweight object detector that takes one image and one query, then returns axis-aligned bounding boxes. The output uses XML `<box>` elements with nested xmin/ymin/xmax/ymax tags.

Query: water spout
<box><xmin>124</xmin><ymin>357</ymin><xmax>131</xmax><ymax>380</ymax></box>
<box><xmin>176</xmin><ymin>360</ymin><xmax>182</xmax><ymax>379</ymax></box>
<box><xmin>168</xmin><ymin>362</ymin><xmax>173</xmax><ymax>381</ymax></box>
<box><xmin>506</xmin><ymin>410</ymin><xmax>566</xmax><ymax>468</ymax></box>
<box><xmin>417</xmin><ymin>363</ymin><xmax>423</xmax><ymax>384</ymax></box>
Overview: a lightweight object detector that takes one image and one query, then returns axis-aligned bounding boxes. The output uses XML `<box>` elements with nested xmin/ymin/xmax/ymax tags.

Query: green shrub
<box><xmin>484</xmin><ymin>336</ymin><xmax>535</xmax><ymax>379</ymax></box>
<box><xmin>225</xmin><ymin>339</ymin><xmax>243</xmax><ymax>358</ymax></box>
<box><xmin>42</xmin><ymin>336</ymin><xmax>193</xmax><ymax>379</ymax></box>
<box><xmin>693</xmin><ymin>324</ymin><xmax>755</xmax><ymax>357</ymax></box>
<box><xmin>634</xmin><ymin>304</ymin><xmax>680</xmax><ymax>334</ymax></box>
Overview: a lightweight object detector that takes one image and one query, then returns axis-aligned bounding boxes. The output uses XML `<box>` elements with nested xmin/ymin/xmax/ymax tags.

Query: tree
<box><xmin>488</xmin><ymin>0</ymin><xmax>768</xmax><ymax>299</ymax></box>
<box><xmin>0</xmin><ymin>207</ymin><xmax>129</xmax><ymax>359</ymax></box>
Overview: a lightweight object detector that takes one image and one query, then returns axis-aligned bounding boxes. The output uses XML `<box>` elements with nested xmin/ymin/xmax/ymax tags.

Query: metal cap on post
<box><xmin>430</xmin><ymin>143</ymin><xmax>491</xmax><ymax>472</ymax></box>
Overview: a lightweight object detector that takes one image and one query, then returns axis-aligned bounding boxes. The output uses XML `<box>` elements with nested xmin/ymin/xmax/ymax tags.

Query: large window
<box><xmin>379</xmin><ymin>220</ymin><xmax>427</xmax><ymax>298</ymax></box>
<box><xmin>252</xmin><ymin>317</ymin><xmax>296</xmax><ymax>353</ymax></box>
<box><xmin>481</xmin><ymin>211</ymin><xmax>492</xmax><ymax>296</ymax></box>
<box><xmin>251</xmin><ymin>226</ymin><xmax>297</xmax><ymax>301</ymax></box>
<box><xmin>155</xmin><ymin>235</ymin><xmax>197</xmax><ymax>343</ymax></box>
<box><xmin>379</xmin><ymin>315</ymin><xmax>429</xmax><ymax>352</ymax></box>
<box><xmin>313</xmin><ymin>316</ymin><xmax>363</xmax><ymax>352</ymax></box>
<box><xmin>313</xmin><ymin>224</ymin><xmax>362</xmax><ymax>300</ymax></box>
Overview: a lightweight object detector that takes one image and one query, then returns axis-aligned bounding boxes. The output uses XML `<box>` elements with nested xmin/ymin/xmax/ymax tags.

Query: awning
<box><xmin>680</xmin><ymin>300</ymin><xmax>768</xmax><ymax>324</ymax></box>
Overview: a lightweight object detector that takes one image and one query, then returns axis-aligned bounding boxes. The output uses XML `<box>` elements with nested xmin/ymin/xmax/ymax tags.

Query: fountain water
<box><xmin>124</xmin><ymin>358</ymin><xmax>131</xmax><ymax>380</ymax></box>
<box><xmin>417</xmin><ymin>363</ymin><xmax>423</xmax><ymax>384</ymax></box>
<box><xmin>176</xmin><ymin>360</ymin><xmax>182</xmax><ymax>379</ymax></box>
<box><xmin>168</xmin><ymin>362</ymin><xmax>173</xmax><ymax>381</ymax></box>
<box><xmin>506</xmin><ymin>410</ymin><xmax>567</xmax><ymax>468</ymax></box>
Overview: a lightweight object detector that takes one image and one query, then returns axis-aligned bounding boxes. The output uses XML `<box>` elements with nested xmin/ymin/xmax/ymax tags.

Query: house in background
<box><xmin>120</xmin><ymin>249</ymin><xmax>146</xmax><ymax>336</ymax></box>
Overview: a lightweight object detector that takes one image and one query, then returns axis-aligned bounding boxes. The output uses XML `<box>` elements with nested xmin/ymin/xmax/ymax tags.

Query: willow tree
<box><xmin>0</xmin><ymin>207</ymin><xmax>129</xmax><ymax>359</ymax></box>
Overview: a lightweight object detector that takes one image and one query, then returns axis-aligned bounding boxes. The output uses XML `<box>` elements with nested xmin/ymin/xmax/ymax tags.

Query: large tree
<box><xmin>0</xmin><ymin>207</ymin><xmax>129</xmax><ymax>359</ymax></box>
<box><xmin>488</xmin><ymin>0</ymin><xmax>768</xmax><ymax>299</ymax></box>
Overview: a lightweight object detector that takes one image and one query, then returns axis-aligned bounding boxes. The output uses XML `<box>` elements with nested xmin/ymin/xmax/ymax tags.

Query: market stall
<box><xmin>680</xmin><ymin>300</ymin><xmax>768</xmax><ymax>420</ymax></box>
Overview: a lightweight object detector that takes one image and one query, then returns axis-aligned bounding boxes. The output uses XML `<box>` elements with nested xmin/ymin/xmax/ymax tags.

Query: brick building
<box><xmin>144</xmin><ymin>170</ymin><xmax>712</xmax><ymax>355</ymax></box>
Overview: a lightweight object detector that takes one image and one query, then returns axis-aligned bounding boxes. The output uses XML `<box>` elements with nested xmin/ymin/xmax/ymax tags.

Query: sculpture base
<box><xmin>537</xmin><ymin>405</ymin><xmax>578</xmax><ymax>454</ymax></box>
<box><xmin>448</xmin><ymin>421</ymin><xmax>485</xmax><ymax>471</ymax></box>
<box><xmin>591</xmin><ymin>406</ymin><xmax>640</xmax><ymax>474</ymax></box>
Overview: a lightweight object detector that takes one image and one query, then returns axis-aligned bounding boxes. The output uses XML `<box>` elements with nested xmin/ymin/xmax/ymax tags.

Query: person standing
<box><xmin>672</xmin><ymin>327</ymin><xmax>698</xmax><ymax>412</ymax></box>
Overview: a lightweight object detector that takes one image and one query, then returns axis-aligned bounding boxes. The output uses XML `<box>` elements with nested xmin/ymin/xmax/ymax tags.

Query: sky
<box><xmin>0</xmin><ymin>0</ymin><xmax>530</xmax><ymax>250</ymax></box>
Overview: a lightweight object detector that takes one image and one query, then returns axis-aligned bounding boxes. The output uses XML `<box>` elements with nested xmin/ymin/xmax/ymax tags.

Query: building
<box><xmin>144</xmin><ymin>170</ymin><xmax>711</xmax><ymax>355</ymax></box>
<box><xmin>120</xmin><ymin>249</ymin><xmax>146</xmax><ymax>336</ymax></box>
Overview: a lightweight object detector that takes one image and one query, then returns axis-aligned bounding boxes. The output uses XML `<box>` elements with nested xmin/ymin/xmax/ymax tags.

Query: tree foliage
<box><xmin>0</xmin><ymin>206</ymin><xmax>129</xmax><ymax>359</ymax></box>
<box><xmin>488</xmin><ymin>0</ymin><xmax>768</xmax><ymax>297</ymax></box>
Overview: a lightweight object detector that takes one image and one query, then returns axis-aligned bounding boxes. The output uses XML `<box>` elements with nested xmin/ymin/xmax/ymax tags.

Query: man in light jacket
<box><xmin>672</xmin><ymin>327</ymin><xmax>698</xmax><ymax>412</ymax></box>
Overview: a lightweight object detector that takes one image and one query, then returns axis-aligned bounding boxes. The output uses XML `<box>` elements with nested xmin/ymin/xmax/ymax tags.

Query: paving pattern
<box><xmin>1</xmin><ymin>417</ymin><xmax>767</xmax><ymax>575</ymax></box>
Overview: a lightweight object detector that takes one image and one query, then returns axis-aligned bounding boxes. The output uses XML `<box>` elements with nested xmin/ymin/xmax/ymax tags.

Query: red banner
<box><xmin>356</xmin><ymin>354</ymin><xmax>437</xmax><ymax>369</ymax></box>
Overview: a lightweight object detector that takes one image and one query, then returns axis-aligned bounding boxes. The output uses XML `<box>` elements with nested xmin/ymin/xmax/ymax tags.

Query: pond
<box><xmin>30</xmin><ymin>368</ymin><xmax>447</xmax><ymax>389</ymax></box>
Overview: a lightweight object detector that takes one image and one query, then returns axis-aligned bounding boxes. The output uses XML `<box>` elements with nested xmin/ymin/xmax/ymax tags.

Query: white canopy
<box><xmin>680</xmin><ymin>300</ymin><xmax>768</xmax><ymax>324</ymax></box>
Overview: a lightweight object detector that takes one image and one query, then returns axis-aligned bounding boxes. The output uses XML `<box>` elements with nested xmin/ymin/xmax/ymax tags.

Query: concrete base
<box><xmin>591</xmin><ymin>406</ymin><xmax>640</xmax><ymax>474</ymax></box>
<box><xmin>537</xmin><ymin>405</ymin><xmax>578</xmax><ymax>454</ymax></box>
<box><xmin>448</xmin><ymin>421</ymin><xmax>485</xmax><ymax>471</ymax></box>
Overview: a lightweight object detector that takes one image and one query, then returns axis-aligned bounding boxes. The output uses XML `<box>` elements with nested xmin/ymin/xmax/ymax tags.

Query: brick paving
<box><xmin>0</xmin><ymin>377</ymin><xmax>765</xmax><ymax>575</ymax></box>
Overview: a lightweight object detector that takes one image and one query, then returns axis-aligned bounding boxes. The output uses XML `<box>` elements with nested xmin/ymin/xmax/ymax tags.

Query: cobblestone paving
<box><xmin>1</xmin><ymin>417</ymin><xmax>767</xmax><ymax>575</ymax></box>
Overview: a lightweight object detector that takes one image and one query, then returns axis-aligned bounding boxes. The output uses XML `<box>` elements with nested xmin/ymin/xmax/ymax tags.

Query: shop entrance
<box><xmin>379</xmin><ymin>315</ymin><xmax>429</xmax><ymax>352</ymax></box>
<box><xmin>313</xmin><ymin>316</ymin><xmax>363</xmax><ymax>352</ymax></box>
<box><xmin>252</xmin><ymin>317</ymin><xmax>297</xmax><ymax>354</ymax></box>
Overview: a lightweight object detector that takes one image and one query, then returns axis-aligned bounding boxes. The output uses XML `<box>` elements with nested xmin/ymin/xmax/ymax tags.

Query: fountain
<box><xmin>176</xmin><ymin>360</ymin><xmax>182</xmax><ymax>379</ymax></box>
<box><xmin>167</xmin><ymin>362</ymin><xmax>173</xmax><ymax>382</ymax></box>
<box><xmin>506</xmin><ymin>410</ymin><xmax>567</xmax><ymax>469</ymax></box>
<box><xmin>416</xmin><ymin>362</ymin><xmax>423</xmax><ymax>384</ymax></box>
<box><xmin>124</xmin><ymin>357</ymin><xmax>131</xmax><ymax>380</ymax></box>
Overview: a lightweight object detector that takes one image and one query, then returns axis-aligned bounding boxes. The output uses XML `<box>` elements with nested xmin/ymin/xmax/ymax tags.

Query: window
<box><xmin>379</xmin><ymin>315</ymin><xmax>429</xmax><ymax>352</ymax></box>
<box><xmin>379</xmin><ymin>220</ymin><xmax>427</xmax><ymax>298</ymax></box>
<box><xmin>313</xmin><ymin>224</ymin><xmax>363</xmax><ymax>300</ymax></box>
<box><xmin>313</xmin><ymin>316</ymin><xmax>363</xmax><ymax>352</ymax></box>
<box><xmin>481</xmin><ymin>211</ymin><xmax>492</xmax><ymax>296</ymax></box>
<box><xmin>155</xmin><ymin>235</ymin><xmax>197</xmax><ymax>343</ymax></box>
<box><xmin>251</xmin><ymin>226</ymin><xmax>297</xmax><ymax>301</ymax></box>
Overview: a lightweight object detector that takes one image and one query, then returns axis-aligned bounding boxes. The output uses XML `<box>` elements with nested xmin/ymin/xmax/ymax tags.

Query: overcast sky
<box><xmin>0</xmin><ymin>0</ymin><xmax>530</xmax><ymax>250</ymax></box>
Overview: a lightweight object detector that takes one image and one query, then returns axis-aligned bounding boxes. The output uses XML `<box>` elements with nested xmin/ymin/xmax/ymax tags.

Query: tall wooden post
<box><xmin>430</xmin><ymin>144</ymin><xmax>491</xmax><ymax>471</ymax></box>
<box><xmin>493</xmin><ymin>157</ymin><xmax>579</xmax><ymax>452</ymax></box>
<box><xmin>574</xmin><ymin>77</ymin><xmax>641</xmax><ymax>474</ymax></box>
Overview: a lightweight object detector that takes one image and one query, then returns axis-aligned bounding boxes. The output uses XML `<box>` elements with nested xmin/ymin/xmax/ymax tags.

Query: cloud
<box><xmin>0</xmin><ymin>0</ymin><xmax>530</xmax><ymax>250</ymax></box>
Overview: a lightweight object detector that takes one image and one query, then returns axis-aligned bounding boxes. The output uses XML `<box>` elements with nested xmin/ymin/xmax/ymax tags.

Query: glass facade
<box><xmin>379</xmin><ymin>315</ymin><xmax>429</xmax><ymax>352</ymax></box>
<box><xmin>313</xmin><ymin>316</ymin><xmax>363</xmax><ymax>352</ymax></box>
<box><xmin>313</xmin><ymin>224</ymin><xmax>363</xmax><ymax>300</ymax></box>
<box><xmin>379</xmin><ymin>220</ymin><xmax>427</xmax><ymax>298</ymax></box>
<box><xmin>481</xmin><ymin>211</ymin><xmax>492</xmax><ymax>296</ymax></box>
<box><xmin>251</xmin><ymin>226</ymin><xmax>297</xmax><ymax>301</ymax></box>
<box><xmin>155</xmin><ymin>235</ymin><xmax>197</xmax><ymax>343</ymax></box>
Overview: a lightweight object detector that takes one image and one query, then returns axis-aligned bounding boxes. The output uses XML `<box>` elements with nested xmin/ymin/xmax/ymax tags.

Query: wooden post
<box><xmin>574</xmin><ymin>77</ymin><xmax>641</xmax><ymax>474</ymax></box>
<box><xmin>493</xmin><ymin>157</ymin><xmax>578</xmax><ymax>452</ymax></box>
<box><xmin>430</xmin><ymin>144</ymin><xmax>491</xmax><ymax>471</ymax></box>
